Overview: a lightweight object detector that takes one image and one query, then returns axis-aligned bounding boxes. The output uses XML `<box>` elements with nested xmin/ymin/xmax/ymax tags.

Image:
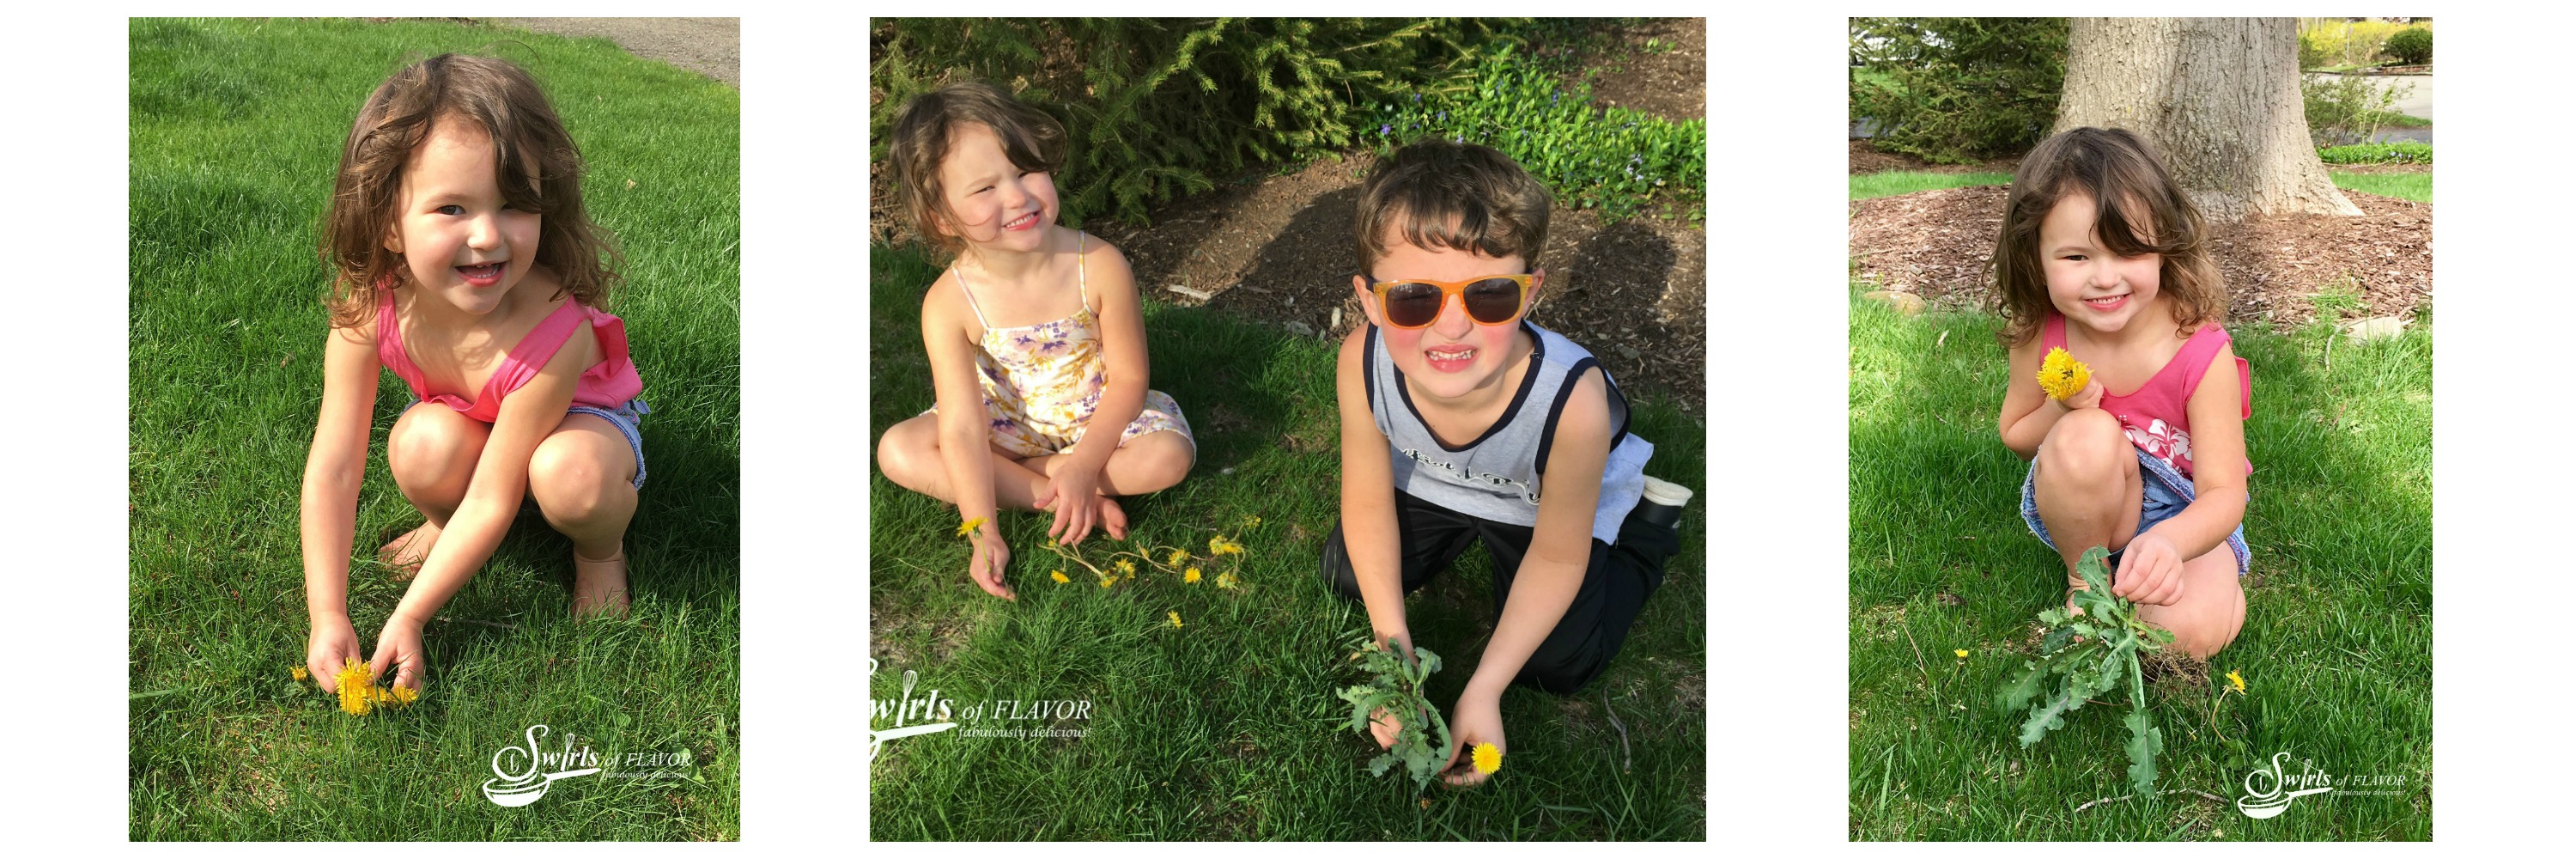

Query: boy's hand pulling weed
<box><xmin>368</xmin><ymin>614</ymin><xmax>428</xmax><ymax>691</ymax></box>
<box><xmin>1437</xmin><ymin>689</ymin><xmax>1505</xmax><ymax>789</ymax></box>
<box><xmin>1339</xmin><ymin>632</ymin><xmax>1454</xmax><ymax>790</ymax></box>
<box><xmin>307</xmin><ymin>613</ymin><xmax>363</xmax><ymax>694</ymax></box>
<box><xmin>2113</xmin><ymin>529</ymin><xmax>2187</xmax><ymax>606</ymax></box>
<box><xmin>1364</xmin><ymin>631</ymin><xmax>1418</xmax><ymax>749</ymax></box>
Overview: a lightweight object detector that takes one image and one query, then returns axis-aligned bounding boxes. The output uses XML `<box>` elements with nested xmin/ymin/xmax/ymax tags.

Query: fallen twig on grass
<box><xmin>2072</xmin><ymin>788</ymin><xmax>2228</xmax><ymax>813</ymax></box>
<box><xmin>1601</xmin><ymin>686</ymin><xmax>1631</xmax><ymax>773</ymax></box>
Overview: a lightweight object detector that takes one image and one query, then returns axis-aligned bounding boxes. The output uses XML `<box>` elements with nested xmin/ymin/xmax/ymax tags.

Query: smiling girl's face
<box><xmin>386</xmin><ymin>118</ymin><xmax>541</xmax><ymax>317</ymax></box>
<box><xmin>936</xmin><ymin>122</ymin><xmax>1058</xmax><ymax>255</ymax></box>
<box><xmin>2039</xmin><ymin>192</ymin><xmax>2163</xmax><ymax>336</ymax></box>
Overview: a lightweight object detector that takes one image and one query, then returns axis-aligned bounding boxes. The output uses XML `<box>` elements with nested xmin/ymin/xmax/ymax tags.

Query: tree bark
<box><xmin>2055</xmin><ymin>17</ymin><xmax>2360</xmax><ymax>222</ymax></box>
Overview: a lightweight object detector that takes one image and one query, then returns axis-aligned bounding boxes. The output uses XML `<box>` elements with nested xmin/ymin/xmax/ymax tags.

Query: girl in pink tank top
<box><xmin>1991</xmin><ymin>127</ymin><xmax>2251</xmax><ymax>661</ymax></box>
<box><xmin>298</xmin><ymin>55</ymin><xmax>650</xmax><ymax>698</ymax></box>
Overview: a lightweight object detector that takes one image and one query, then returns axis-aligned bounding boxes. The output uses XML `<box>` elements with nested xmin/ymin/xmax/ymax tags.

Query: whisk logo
<box><xmin>481</xmin><ymin>724</ymin><xmax>602</xmax><ymax>807</ymax></box>
<box><xmin>868</xmin><ymin>656</ymin><xmax>957</xmax><ymax>763</ymax></box>
<box><xmin>2237</xmin><ymin>752</ymin><xmax>2334</xmax><ymax>819</ymax></box>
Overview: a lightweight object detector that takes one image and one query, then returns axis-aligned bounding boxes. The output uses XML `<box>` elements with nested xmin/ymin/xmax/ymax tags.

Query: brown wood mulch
<box><xmin>1848</xmin><ymin>185</ymin><xmax>2432</xmax><ymax>328</ymax></box>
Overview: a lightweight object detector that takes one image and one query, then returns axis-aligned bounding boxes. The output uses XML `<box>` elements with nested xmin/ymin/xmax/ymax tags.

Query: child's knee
<box><xmin>530</xmin><ymin>442</ymin><xmax>625</xmax><ymax>522</ymax></box>
<box><xmin>1121</xmin><ymin>431</ymin><xmax>1194</xmax><ymax>490</ymax></box>
<box><xmin>2037</xmin><ymin>409</ymin><xmax>2128</xmax><ymax>482</ymax></box>
<box><xmin>388</xmin><ymin>405</ymin><xmax>485</xmax><ymax>484</ymax></box>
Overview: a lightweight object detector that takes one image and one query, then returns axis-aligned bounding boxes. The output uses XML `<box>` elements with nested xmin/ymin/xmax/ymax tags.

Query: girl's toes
<box><xmin>376</xmin><ymin>523</ymin><xmax>441</xmax><ymax>579</ymax></box>
<box><xmin>1097</xmin><ymin>497</ymin><xmax>1129</xmax><ymax>539</ymax></box>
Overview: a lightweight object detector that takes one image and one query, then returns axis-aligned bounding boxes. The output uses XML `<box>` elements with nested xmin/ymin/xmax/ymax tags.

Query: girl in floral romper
<box><xmin>875</xmin><ymin>82</ymin><xmax>1194</xmax><ymax>600</ymax></box>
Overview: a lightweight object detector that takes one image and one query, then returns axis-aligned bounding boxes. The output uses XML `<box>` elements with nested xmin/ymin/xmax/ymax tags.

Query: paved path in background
<box><xmin>498</xmin><ymin>17</ymin><xmax>739</xmax><ymax>88</ymax></box>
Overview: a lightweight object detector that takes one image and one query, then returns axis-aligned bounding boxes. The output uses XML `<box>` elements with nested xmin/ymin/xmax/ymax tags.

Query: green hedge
<box><xmin>1848</xmin><ymin>17</ymin><xmax>2068</xmax><ymax>165</ymax></box>
<box><xmin>2318</xmin><ymin>141</ymin><xmax>2432</xmax><ymax>164</ymax></box>
<box><xmin>870</xmin><ymin>18</ymin><xmax>1527</xmax><ymax>226</ymax></box>
<box><xmin>1367</xmin><ymin>46</ymin><xmax>1704</xmax><ymax>222</ymax></box>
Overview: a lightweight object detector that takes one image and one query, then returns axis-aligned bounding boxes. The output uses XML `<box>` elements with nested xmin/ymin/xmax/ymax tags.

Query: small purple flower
<box><xmin>1380</xmin><ymin>124</ymin><xmax>1391</xmax><ymax>136</ymax></box>
<box><xmin>1437</xmin><ymin>111</ymin><xmax>1448</xmax><ymax>121</ymax></box>
<box><xmin>1413</xmin><ymin>92</ymin><xmax>1421</xmax><ymax>103</ymax></box>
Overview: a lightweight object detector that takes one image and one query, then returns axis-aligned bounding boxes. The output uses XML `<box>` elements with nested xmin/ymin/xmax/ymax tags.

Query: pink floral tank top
<box><xmin>2043</xmin><ymin>313</ymin><xmax>2251</xmax><ymax>480</ymax></box>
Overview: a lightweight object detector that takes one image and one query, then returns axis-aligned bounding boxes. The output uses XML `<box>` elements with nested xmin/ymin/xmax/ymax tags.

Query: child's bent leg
<box><xmin>1484</xmin><ymin>509</ymin><xmax>1681</xmax><ymax>694</ymax></box>
<box><xmin>2136</xmin><ymin>547</ymin><xmax>2245</xmax><ymax>658</ymax></box>
<box><xmin>874</xmin><ymin>413</ymin><xmax>1052</xmax><ymax>509</ymax></box>
<box><xmin>2031</xmin><ymin>408</ymin><xmax>2144</xmax><ymax>593</ymax></box>
<box><xmin>529</xmin><ymin>414</ymin><xmax>638</xmax><ymax>617</ymax></box>
<box><xmin>382</xmin><ymin>402</ymin><xmax>490</xmax><ymax>572</ymax></box>
<box><xmin>1315</xmin><ymin>490</ymin><xmax>1480</xmax><ymax>601</ymax></box>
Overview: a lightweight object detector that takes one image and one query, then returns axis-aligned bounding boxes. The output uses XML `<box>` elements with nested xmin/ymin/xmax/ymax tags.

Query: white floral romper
<box><xmin>928</xmin><ymin>232</ymin><xmax>1193</xmax><ymax>459</ymax></box>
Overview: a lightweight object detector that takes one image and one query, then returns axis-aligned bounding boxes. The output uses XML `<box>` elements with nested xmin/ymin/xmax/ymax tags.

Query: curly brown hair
<box><xmin>319</xmin><ymin>53</ymin><xmax>620</xmax><ymax>329</ymax></box>
<box><xmin>1353</xmin><ymin>140</ymin><xmax>1551</xmax><ymax>279</ymax></box>
<box><xmin>1989</xmin><ymin>126</ymin><xmax>2226</xmax><ymax>347</ymax></box>
<box><xmin>884</xmin><ymin>81</ymin><xmax>1069</xmax><ymax>261</ymax></box>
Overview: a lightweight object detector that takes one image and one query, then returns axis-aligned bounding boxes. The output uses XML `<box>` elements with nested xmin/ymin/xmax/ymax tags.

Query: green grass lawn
<box><xmin>1846</xmin><ymin>293</ymin><xmax>2431</xmax><ymax>840</ymax></box>
<box><xmin>129</xmin><ymin>18</ymin><xmax>739</xmax><ymax>840</ymax></box>
<box><xmin>1852</xmin><ymin>168</ymin><xmax>2430</xmax><ymax>204</ymax></box>
<box><xmin>866</xmin><ymin>242</ymin><xmax>1706</xmax><ymax>839</ymax></box>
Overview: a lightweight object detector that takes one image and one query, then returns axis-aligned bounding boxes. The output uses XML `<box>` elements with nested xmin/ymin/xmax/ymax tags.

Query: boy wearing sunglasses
<box><xmin>1321</xmin><ymin>140</ymin><xmax>1690</xmax><ymax>788</ymax></box>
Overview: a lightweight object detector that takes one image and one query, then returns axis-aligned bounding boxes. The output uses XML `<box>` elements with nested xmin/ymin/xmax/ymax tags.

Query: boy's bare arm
<box><xmin>1336</xmin><ymin>326</ymin><xmax>1408</xmax><ymax>649</ymax></box>
<box><xmin>1471</xmin><ymin>370</ymin><xmax>1613</xmax><ymax>698</ymax></box>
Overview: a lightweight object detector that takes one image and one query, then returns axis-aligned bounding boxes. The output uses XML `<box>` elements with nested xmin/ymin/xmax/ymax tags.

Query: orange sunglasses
<box><xmin>1365</xmin><ymin>272</ymin><xmax>1537</xmax><ymax>329</ymax></box>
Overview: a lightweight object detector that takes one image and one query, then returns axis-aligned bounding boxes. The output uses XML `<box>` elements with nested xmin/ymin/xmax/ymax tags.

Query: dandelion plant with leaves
<box><xmin>1336</xmin><ymin>631</ymin><xmax>1453</xmax><ymax>790</ymax></box>
<box><xmin>1995</xmin><ymin>545</ymin><xmax>2175</xmax><ymax>795</ymax></box>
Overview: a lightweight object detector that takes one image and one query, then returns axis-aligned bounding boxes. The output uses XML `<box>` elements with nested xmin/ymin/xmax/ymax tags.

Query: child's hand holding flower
<box><xmin>307</xmin><ymin>612</ymin><xmax>364</xmax><ymax>695</ymax></box>
<box><xmin>2038</xmin><ymin>347</ymin><xmax>2103</xmax><ymax>410</ymax></box>
<box><xmin>1437</xmin><ymin>688</ymin><xmax>1505</xmax><ymax>789</ymax></box>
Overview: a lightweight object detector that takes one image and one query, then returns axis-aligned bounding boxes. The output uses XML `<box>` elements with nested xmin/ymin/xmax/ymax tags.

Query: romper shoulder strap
<box><xmin>1076</xmin><ymin>230</ymin><xmax>1091</xmax><ymax>314</ymax></box>
<box><xmin>949</xmin><ymin>264</ymin><xmax>993</xmax><ymax>330</ymax></box>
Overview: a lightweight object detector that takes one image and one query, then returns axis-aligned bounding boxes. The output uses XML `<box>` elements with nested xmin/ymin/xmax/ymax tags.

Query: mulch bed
<box><xmin>1551</xmin><ymin>18</ymin><xmax>1704</xmax><ymax>124</ymax></box>
<box><xmin>1848</xmin><ymin>185</ymin><xmax>2433</xmax><ymax>328</ymax></box>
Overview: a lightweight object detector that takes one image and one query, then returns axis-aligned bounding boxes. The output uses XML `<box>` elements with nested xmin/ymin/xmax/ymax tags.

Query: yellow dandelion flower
<box><xmin>289</xmin><ymin>666</ymin><xmax>308</xmax><ymax>682</ymax></box>
<box><xmin>2227</xmin><ymin>669</ymin><xmax>2245</xmax><ymax>694</ymax></box>
<box><xmin>1471</xmin><ymin>742</ymin><xmax>1502</xmax><ymax>775</ymax></box>
<box><xmin>1115</xmin><ymin>559</ymin><xmax>1136</xmax><ymax>575</ymax></box>
<box><xmin>1098</xmin><ymin>575</ymin><xmax>1115</xmax><ymax>588</ymax></box>
<box><xmin>1166</xmin><ymin>550</ymin><xmax>1189</xmax><ymax>566</ymax></box>
<box><xmin>1050</xmin><ymin>570</ymin><xmax>1071</xmax><ymax>584</ymax></box>
<box><xmin>335</xmin><ymin>658</ymin><xmax>373</xmax><ymax>716</ymax></box>
<box><xmin>389</xmin><ymin>684</ymin><xmax>419</xmax><ymax>707</ymax></box>
<box><xmin>2036</xmin><ymin>347</ymin><xmax>2092</xmax><ymax>401</ymax></box>
<box><xmin>1215</xmin><ymin>571</ymin><xmax>1240</xmax><ymax>590</ymax></box>
<box><xmin>956</xmin><ymin>516</ymin><xmax>987</xmax><ymax>538</ymax></box>
<box><xmin>1209</xmin><ymin>536</ymin><xmax>1241</xmax><ymax>556</ymax></box>
<box><xmin>1953</xmin><ymin>649</ymin><xmax>1970</xmax><ymax>660</ymax></box>
<box><xmin>1169</xmin><ymin>611</ymin><xmax>1184</xmax><ymax>629</ymax></box>
<box><xmin>1241</xmin><ymin>515</ymin><xmax>1262</xmax><ymax>528</ymax></box>
<box><xmin>1185</xmin><ymin>567</ymin><xmax>1202</xmax><ymax>584</ymax></box>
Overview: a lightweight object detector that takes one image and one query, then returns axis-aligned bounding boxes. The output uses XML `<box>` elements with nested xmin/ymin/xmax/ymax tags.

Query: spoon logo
<box><xmin>2237</xmin><ymin>752</ymin><xmax>2335</xmax><ymax>819</ymax></box>
<box><xmin>481</xmin><ymin>725</ymin><xmax>603</xmax><ymax>807</ymax></box>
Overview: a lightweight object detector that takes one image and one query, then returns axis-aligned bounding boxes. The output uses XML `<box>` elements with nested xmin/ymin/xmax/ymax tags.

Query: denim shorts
<box><xmin>404</xmin><ymin>398</ymin><xmax>651</xmax><ymax>490</ymax></box>
<box><xmin>2020</xmin><ymin>445</ymin><xmax>2249</xmax><ymax>575</ymax></box>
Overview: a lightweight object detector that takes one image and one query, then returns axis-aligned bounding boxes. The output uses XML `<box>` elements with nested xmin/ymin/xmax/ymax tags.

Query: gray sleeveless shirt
<box><xmin>1365</xmin><ymin>321</ymin><xmax>1654</xmax><ymax>544</ymax></box>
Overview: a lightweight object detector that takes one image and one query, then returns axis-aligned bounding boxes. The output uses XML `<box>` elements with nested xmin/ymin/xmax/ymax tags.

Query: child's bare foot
<box><xmin>376</xmin><ymin>522</ymin><xmax>442</xmax><ymax>580</ymax></box>
<box><xmin>1096</xmin><ymin>496</ymin><xmax>1129</xmax><ymax>540</ymax></box>
<box><xmin>573</xmin><ymin>546</ymin><xmax>630</xmax><ymax>619</ymax></box>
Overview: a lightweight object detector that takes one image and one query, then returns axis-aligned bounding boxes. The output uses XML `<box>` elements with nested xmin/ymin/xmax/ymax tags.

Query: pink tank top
<box><xmin>376</xmin><ymin>287</ymin><xmax>644</xmax><ymax>423</ymax></box>
<box><xmin>2043</xmin><ymin>313</ymin><xmax>2251</xmax><ymax>480</ymax></box>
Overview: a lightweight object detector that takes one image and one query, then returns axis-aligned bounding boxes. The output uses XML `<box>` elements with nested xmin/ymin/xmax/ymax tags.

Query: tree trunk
<box><xmin>2055</xmin><ymin>17</ymin><xmax>2360</xmax><ymax>222</ymax></box>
